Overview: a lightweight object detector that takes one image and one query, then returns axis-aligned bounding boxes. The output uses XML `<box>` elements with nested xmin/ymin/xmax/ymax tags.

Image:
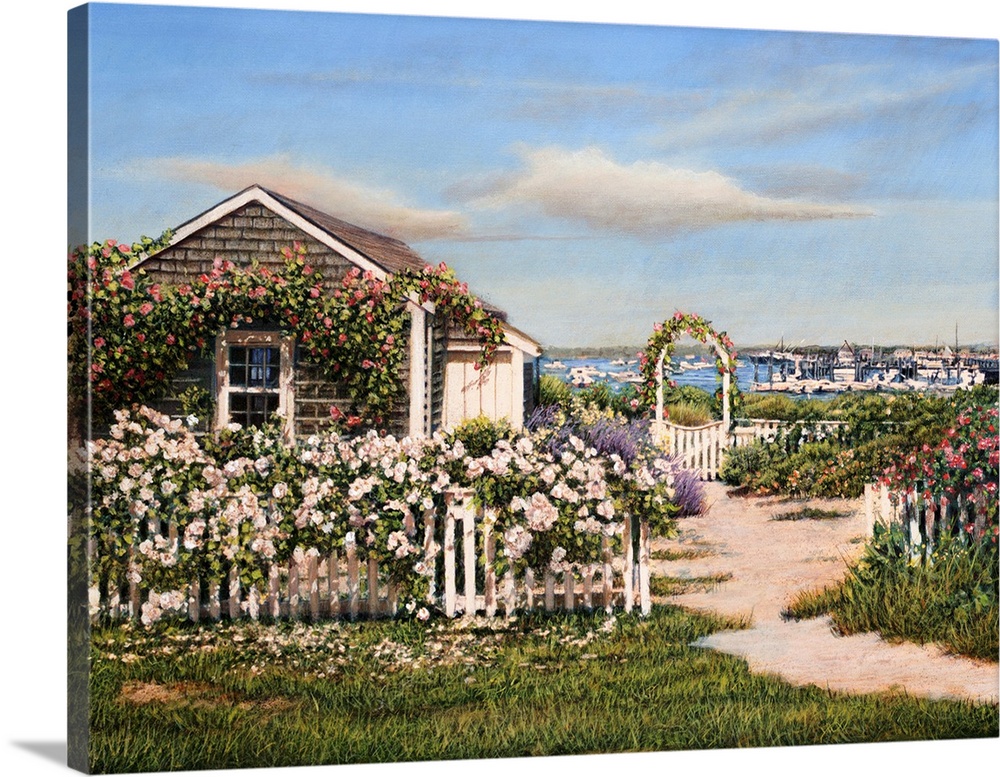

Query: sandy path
<box><xmin>654</xmin><ymin>482</ymin><xmax>999</xmax><ymax>703</ymax></box>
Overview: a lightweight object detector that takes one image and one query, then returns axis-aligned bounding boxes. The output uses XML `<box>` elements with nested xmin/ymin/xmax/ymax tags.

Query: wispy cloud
<box><xmin>128</xmin><ymin>155</ymin><xmax>469</xmax><ymax>241</ymax></box>
<box><xmin>656</xmin><ymin>63</ymin><xmax>996</xmax><ymax>150</ymax></box>
<box><xmin>729</xmin><ymin>163</ymin><xmax>869</xmax><ymax>200</ymax></box>
<box><xmin>466</xmin><ymin>146</ymin><xmax>871</xmax><ymax>237</ymax></box>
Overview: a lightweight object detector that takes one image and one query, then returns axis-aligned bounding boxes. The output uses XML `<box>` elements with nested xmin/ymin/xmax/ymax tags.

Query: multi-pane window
<box><xmin>216</xmin><ymin>331</ymin><xmax>294</xmax><ymax>438</ymax></box>
<box><xmin>227</xmin><ymin>345</ymin><xmax>281</xmax><ymax>427</ymax></box>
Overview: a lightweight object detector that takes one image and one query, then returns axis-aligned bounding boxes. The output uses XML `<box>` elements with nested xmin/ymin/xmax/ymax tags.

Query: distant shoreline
<box><xmin>543</xmin><ymin>342</ymin><xmax>1000</xmax><ymax>359</ymax></box>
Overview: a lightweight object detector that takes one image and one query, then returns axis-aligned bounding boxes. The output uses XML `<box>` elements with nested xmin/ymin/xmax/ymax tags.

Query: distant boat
<box><xmin>569</xmin><ymin>365</ymin><xmax>605</xmax><ymax>379</ymax></box>
<box><xmin>612</xmin><ymin>370</ymin><xmax>643</xmax><ymax>384</ymax></box>
<box><xmin>610</xmin><ymin>358</ymin><xmax>626</xmax><ymax>366</ymax></box>
<box><xmin>544</xmin><ymin>360</ymin><xmax>567</xmax><ymax>370</ymax></box>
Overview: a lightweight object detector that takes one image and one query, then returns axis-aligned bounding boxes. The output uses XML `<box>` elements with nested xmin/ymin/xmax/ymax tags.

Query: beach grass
<box><xmin>785</xmin><ymin>534</ymin><xmax>999</xmax><ymax>661</ymax></box>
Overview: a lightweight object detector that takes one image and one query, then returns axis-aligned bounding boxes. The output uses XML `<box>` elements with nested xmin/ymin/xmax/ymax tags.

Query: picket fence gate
<box><xmin>863</xmin><ymin>482</ymin><xmax>993</xmax><ymax>562</ymax></box>
<box><xmin>90</xmin><ymin>489</ymin><xmax>653</xmax><ymax>625</ymax></box>
<box><xmin>657</xmin><ymin>421</ymin><xmax>727</xmax><ymax>480</ymax></box>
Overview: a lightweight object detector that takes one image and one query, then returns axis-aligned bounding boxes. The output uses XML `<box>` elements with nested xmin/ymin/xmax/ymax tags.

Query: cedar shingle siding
<box><xmin>139</xmin><ymin>203</ymin><xmax>357</xmax><ymax>287</ymax></box>
<box><xmin>141</xmin><ymin>202</ymin><xmax>425</xmax><ymax>438</ymax></box>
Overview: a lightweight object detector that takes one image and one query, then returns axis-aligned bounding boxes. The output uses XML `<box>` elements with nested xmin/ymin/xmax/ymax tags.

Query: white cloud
<box><xmin>469</xmin><ymin>146</ymin><xmax>871</xmax><ymax>236</ymax></box>
<box><xmin>130</xmin><ymin>155</ymin><xmax>469</xmax><ymax>241</ymax></box>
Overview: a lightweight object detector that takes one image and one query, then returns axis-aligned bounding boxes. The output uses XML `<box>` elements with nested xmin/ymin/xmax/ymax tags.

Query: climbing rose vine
<box><xmin>68</xmin><ymin>237</ymin><xmax>505</xmax><ymax>432</ymax></box>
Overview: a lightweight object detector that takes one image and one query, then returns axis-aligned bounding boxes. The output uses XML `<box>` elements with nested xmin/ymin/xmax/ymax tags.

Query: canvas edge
<box><xmin>67</xmin><ymin>3</ymin><xmax>92</xmax><ymax>774</ymax></box>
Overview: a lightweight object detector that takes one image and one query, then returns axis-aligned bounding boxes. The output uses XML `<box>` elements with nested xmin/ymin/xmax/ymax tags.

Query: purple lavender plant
<box><xmin>664</xmin><ymin>458</ymin><xmax>707</xmax><ymax>516</ymax></box>
<box><xmin>526</xmin><ymin>403</ymin><xmax>706</xmax><ymax>516</ymax></box>
<box><xmin>585</xmin><ymin>417</ymin><xmax>652</xmax><ymax>467</ymax></box>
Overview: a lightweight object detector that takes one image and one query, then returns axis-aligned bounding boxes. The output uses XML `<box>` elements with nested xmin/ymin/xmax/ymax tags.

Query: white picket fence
<box><xmin>654</xmin><ymin>418</ymin><xmax>851</xmax><ymax>481</ymax></box>
<box><xmin>863</xmin><ymin>482</ymin><xmax>993</xmax><ymax>562</ymax></box>
<box><xmin>90</xmin><ymin>488</ymin><xmax>652</xmax><ymax>624</ymax></box>
<box><xmin>732</xmin><ymin>418</ymin><xmax>849</xmax><ymax>447</ymax></box>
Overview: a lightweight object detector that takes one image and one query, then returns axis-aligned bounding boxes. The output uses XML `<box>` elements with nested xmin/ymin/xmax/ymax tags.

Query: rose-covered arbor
<box><xmin>637</xmin><ymin>312</ymin><xmax>738</xmax><ymax>445</ymax></box>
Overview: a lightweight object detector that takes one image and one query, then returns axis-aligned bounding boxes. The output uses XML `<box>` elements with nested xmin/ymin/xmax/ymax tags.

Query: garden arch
<box><xmin>638</xmin><ymin>312</ymin><xmax>738</xmax><ymax>440</ymax></box>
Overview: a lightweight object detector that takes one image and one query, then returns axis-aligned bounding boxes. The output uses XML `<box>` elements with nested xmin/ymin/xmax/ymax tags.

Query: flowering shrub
<box><xmin>882</xmin><ymin>403</ymin><xmax>999</xmax><ymax>540</ymax></box>
<box><xmin>529</xmin><ymin>402</ymin><xmax>705</xmax><ymax>517</ymax></box>
<box><xmin>68</xmin><ymin>239</ymin><xmax>505</xmax><ymax>433</ymax></box>
<box><xmin>84</xmin><ymin>404</ymin><xmax>687</xmax><ymax>625</ymax></box>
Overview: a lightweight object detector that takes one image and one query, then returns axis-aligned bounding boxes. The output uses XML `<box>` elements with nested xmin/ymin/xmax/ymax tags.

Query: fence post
<box><xmin>289</xmin><ymin>555</ymin><xmax>301</xmax><ymax>621</ymax></box>
<box><xmin>461</xmin><ymin>495</ymin><xmax>477</xmax><ymax>616</ymax></box>
<box><xmin>423</xmin><ymin>508</ymin><xmax>437</xmax><ymax>604</ymax></box>
<box><xmin>228</xmin><ymin>564</ymin><xmax>241</xmax><ymax>620</ymax></box>
<box><xmin>208</xmin><ymin>581</ymin><xmax>221</xmax><ymax>621</ymax></box>
<box><xmin>189</xmin><ymin>578</ymin><xmax>201</xmax><ymax>623</ymax></box>
<box><xmin>563</xmin><ymin>570</ymin><xmax>575</xmax><ymax>610</ymax></box>
<box><xmin>443</xmin><ymin>492</ymin><xmax>458</xmax><ymax>618</ymax></box>
<box><xmin>864</xmin><ymin>483</ymin><xmax>875</xmax><ymax>537</ymax></box>
<box><xmin>484</xmin><ymin>509</ymin><xmax>497</xmax><ymax>618</ymax></box>
<box><xmin>623</xmin><ymin>513</ymin><xmax>634</xmax><ymax>614</ymax></box>
<box><xmin>973</xmin><ymin>498</ymin><xmax>986</xmax><ymax>541</ymax></box>
<box><xmin>367</xmin><ymin>557</ymin><xmax>379</xmax><ymax>617</ymax></box>
<box><xmin>879</xmin><ymin>485</ymin><xmax>893</xmax><ymax>530</ymax></box>
<box><xmin>328</xmin><ymin>553</ymin><xmax>341</xmax><ymax>618</ymax></box>
<box><xmin>924</xmin><ymin>494</ymin><xmax>937</xmax><ymax>562</ymax></box>
<box><xmin>502</xmin><ymin>567</ymin><xmax>516</xmax><ymax>617</ymax></box>
<box><xmin>544</xmin><ymin>570</ymin><xmax>555</xmax><ymax>612</ymax></box>
<box><xmin>308</xmin><ymin>554</ymin><xmax>320</xmax><ymax>621</ymax></box>
<box><xmin>639</xmin><ymin>518</ymin><xmax>651</xmax><ymax>617</ymax></box>
<box><xmin>601</xmin><ymin>535</ymin><xmax>614</xmax><ymax>614</ymax></box>
<box><xmin>346</xmin><ymin>534</ymin><xmax>359</xmax><ymax>621</ymax></box>
<box><xmin>267</xmin><ymin>562</ymin><xmax>280</xmax><ymax>619</ymax></box>
<box><xmin>906</xmin><ymin>491</ymin><xmax>921</xmax><ymax>562</ymax></box>
<box><xmin>127</xmin><ymin>546</ymin><xmax>140</xmax><ymax>622</ymax></box>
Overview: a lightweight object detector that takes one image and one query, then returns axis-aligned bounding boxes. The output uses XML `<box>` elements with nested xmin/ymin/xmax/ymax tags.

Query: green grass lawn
<box><xmin>88</xmin><ymin>606</ymin><xmax>998</xmax><ymax>773</ymax></box>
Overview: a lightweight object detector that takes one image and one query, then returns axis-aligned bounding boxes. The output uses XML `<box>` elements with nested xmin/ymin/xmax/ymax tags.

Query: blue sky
<box><xmin>82</xmin><ymin>1</ymin><xmax>999</xmax><ymax>348</ymax></box>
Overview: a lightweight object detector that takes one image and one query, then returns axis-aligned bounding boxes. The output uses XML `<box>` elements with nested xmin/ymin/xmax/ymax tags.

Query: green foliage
<box><xmin>448</xmin><ymin>415</ymin><xmax>514</xmax><ymax>458</ymax></box>
<box><xmin>719</xmin><ymin>442</ymin><xmax>769</xmax><ymax>487</ymax></box>
<box><xmin>538</xmin><ymin>373</ymin><xmax>573</xmax><ymax>407</ymax></box>
<box><xmin>662</xmin><ymin>384</ymin><xmax>715</xmax><ymax>412</ymax></box>
<box><xmin>771</xmin><ymin>507</ymin><xmax>848</xmax><ymax>521</ymax></box>
<box><xmin>726</xmin><ymin>389</ymin><xmax>999</xmax><ymax>500</ymax></box>
<box><xmin>177</xmin><ymin>385</ymin><xmax>212</xmax><ymax>427</ymax></box>
<box><xmin>740</xmin><ymin>393</ymin><xmax>823</xmax><ymax>422</ymax></box>
<box><xmin>787</xmin><ymin>527</ymin><xmax>999</xmax><ymax>660</ymax></box>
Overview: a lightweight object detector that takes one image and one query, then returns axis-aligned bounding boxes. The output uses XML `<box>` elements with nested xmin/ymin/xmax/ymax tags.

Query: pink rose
<box><xmin>123</xmin><ymin>314</ymin><xmax>135</xmax><ymax>327</ymax></box>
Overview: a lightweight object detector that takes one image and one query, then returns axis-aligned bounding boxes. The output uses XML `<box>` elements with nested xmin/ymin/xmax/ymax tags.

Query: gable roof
<box><xmin>142</xmin><ymin>183</ymin><xmax>427</xmax><ymax>280</ymax></box>
<box><xmin>261</xmin><ymin>187</ymin><xmax>428</xmax><ymax>275</ymax></box>
<box><xmin>136</xmin><ymin>184</ymin><xmax>541</xmax><ymax>353</ymax></box>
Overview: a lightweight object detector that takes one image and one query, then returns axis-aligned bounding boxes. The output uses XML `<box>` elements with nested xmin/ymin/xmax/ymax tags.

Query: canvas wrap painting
<box><xmin>66</xmin><ymin>1</ymin><xmax>999</xmax><ymax>775</ymax></box>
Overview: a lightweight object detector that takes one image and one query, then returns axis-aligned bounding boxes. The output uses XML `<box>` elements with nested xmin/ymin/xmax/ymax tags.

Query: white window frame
<box><xmin>215</xmin><ymin>330</ymin><xmax>295</xmax><ymax>441</ymax></box>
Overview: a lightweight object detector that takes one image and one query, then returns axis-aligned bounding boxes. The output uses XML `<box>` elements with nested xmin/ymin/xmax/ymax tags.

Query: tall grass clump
<box><xmin>664</xmin><ymin>401</ymin><xmax>714</xmax><ymax>427</ymax></box>
<box><xmin>787</xmin><ymin>526</ymin><xmax>999</xmax><ymax>661</ymax></box>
